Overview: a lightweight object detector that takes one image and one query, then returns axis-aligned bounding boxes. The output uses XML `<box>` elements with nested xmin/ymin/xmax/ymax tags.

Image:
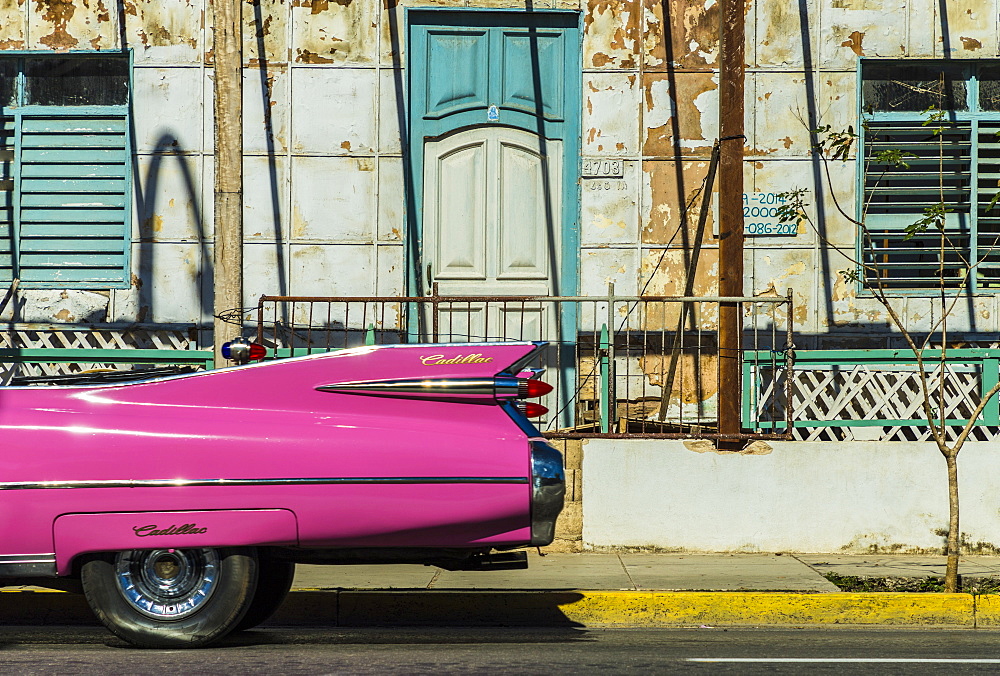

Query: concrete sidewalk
<box><xmin>6</xmin><ymin>552</ymin><xmax>1000</xmax><ymax>628</ymax></box>
<box><xmin>290</xmin><ymin>552</ymin><xmax>1000</xmax><ymax>592</ymax></box>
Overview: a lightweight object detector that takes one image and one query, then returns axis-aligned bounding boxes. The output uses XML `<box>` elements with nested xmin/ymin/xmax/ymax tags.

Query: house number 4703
<box><xmin>582</xmin><ymin>159</ymin><xmax>624</xmax><ymax>178</ymax></box>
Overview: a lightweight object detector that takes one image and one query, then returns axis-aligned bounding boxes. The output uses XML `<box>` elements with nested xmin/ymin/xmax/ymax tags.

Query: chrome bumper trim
<box><xmin>0</xmin><ymin>476</ymin><xmax>529</xmax><ymax>491</ymax></box>
<box><xmin>0</xmin><ymin>554</ymin><xmax>57</xmax><ymax>578</ymax></box>
<box><xmin>529</xmin><ymin>440</ymin><xmax>565</xmax><ymax>546</ymax></box>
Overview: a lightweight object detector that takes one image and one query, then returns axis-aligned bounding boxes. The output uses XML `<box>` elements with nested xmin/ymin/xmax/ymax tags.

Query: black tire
<box><xmin>81</xmin><ymin>547</ymin><xmax>258</xmax><ymax>648</ymax></box>
<box><xmin>234</xmin><ymin>555</ymin><xmax>295</xmax><ymax>631</ymax></box>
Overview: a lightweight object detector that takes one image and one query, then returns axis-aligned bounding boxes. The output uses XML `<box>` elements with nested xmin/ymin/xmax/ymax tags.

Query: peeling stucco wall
<box><xmin>577</xmin><ymin>0</ymin><xmax>1000</xmax><ymax>365</ymax></box>
<box><xmin>3</xmin><ymin>0</ymin><xmax>1000</xmax><ymax>349</ymax></box>
<box><xmin>2</xmin><ymin>0</ymin><xmax>406</xmax><ymax>335</ymax></box>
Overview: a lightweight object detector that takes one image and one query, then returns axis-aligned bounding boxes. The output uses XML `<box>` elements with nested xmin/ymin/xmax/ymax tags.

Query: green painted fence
<box><xmin>744</xmin><ymin>348</ymin><xmax>1000</xmax><ymax>432</ymax></box>
<box><xmin>0</xmin><ymin>347</ymin><xmax>215</xmax><ymax>372</ymax></box>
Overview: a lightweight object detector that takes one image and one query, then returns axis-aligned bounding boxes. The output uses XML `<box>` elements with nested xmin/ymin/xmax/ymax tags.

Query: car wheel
<box><xmin>234</xmin><ymin>555</ymin><xmax>295</xmax><ymax>631</ymax></box>
<box><xmin>81</xmin><ymin>547</ymin><xmax>257</xmax><ymax>648</ymax></box>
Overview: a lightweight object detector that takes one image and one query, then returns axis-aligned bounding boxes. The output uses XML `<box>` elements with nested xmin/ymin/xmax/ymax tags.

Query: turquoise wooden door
<box><xmin>407</xmin><ymin>10</ymin><xmax>580</xmax><ymax>299</ymax></box>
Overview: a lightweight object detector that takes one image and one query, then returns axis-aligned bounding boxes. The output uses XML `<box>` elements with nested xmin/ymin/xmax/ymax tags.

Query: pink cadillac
<box><xmin>0</xmin><ymin>341</ymin><xmax>564</xmax><ymax>647</ymax></box>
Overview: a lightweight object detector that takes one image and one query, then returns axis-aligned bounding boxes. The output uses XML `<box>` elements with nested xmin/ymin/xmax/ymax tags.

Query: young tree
<box><xmin>778</xmin><ymin>108</ymin><xmax>1000</xmax><ymax>593</ymax></box>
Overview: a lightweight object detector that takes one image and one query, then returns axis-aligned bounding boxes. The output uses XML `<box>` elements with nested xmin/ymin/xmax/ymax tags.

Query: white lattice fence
<box><xmin>0</xmin><ymin>323</ymin><xmax>198</xmax><ymax>381</ymax></box>
<box><xmin>756</xmin><ymin>363</ymin><xmax>1000</xmax><ymax>442</ymax></box>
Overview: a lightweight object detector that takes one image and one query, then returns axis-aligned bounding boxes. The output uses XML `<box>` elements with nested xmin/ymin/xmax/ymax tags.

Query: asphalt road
<box><xmin>5</xmin><ymin>626</ymin><xmax>1000</xmax><ymax>674</ymax></box>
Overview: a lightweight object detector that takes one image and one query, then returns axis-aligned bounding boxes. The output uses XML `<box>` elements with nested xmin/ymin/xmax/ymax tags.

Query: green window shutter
<box><xmin>17</xmin><ymin>115</ymin><xmax>129</xmax><ymax>285</ymax></box>
<box><xmin>0</xmin><ymin>116</ymin><xmax>13</xmax><ymax>282</ymax></box>
<box><xmin>978</xmin><ymin>121</ymin><xmax>1000</xmax><ymax>288</ymax></box>
<box><xmin>863</xmin><ymin>120</ymin><xmax>973</xmax><ymax>290</ymax></box>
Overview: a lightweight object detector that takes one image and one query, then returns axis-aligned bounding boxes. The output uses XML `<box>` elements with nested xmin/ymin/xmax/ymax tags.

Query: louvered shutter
<box><xmin>863</xmin><ymin>121</ymin><xmax>974</xmax><ymax>290</ymax></box>
<box><xmin>0</xmin><ymin>117</ymin><xmax>13</xmax><ymax>281</ymax></box>
<box><xmin>978</xmin><ymin>121</ymin><xmax>1000</xmax><ymax>288</ymax></box>
<box><xmin>16</xmin><ymin>115</ymin><xmax>128</xmax><ymax>284</ymax></box>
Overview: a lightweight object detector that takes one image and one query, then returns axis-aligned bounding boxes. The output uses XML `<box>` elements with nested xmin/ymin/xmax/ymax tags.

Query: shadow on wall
<box><xmin>659</xmin><ymin>0</ymin><xmax>707</xmax><ymax>414</ymax></box>
<box><xmin>130</xmin><ymin>132</ymin><xmax>210</xmax><ymax>327</ymax></box>
<box><xmin>793</xmin><ymin>0</ymin><xmax>836</xmax><ymax>346</ymax></box>
<box><xmin>127</xmin><ymin>3</ymin><xmax>289</xmax><ymax>339</ymax></box>
<box><xmin>251</xmin><ymin>0</ymin><xmax>288</xmax><ymax>326</ymax></box>
<box><xmin>384</xmin><ymin>0</ymin><xmax>421</xmax><ymax>300</ymax></box>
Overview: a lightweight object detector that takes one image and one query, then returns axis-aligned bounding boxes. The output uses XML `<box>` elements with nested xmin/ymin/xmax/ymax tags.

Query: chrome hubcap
<box><xmin>114</xmin><ymin>549</ymin><xmax>219</xmax><ymax>620</ymax></box>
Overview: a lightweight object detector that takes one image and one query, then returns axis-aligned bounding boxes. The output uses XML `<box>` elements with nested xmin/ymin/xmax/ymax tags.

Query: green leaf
<box><xmin>903</xmin><ymin>203</ymin><xmax>950</xmax><ymax>240</ymax></box>
<box><xmin>920</xmin><ymin>106</ymin><xmax>946</xmax><ymax>134</ymax></box>
<box><xmin>872</xmin><ymin>148</ymin><xmax>916</xmax><ymax>169</ymax></box>
<box><xmin>840</xmin><ymin>268</ymin><xmax>862</xmax><ymax>284</ymax></box>
<box><xmin>776</xmin><ymin>188</ymin><xmax>809</xmax><ymax>224</ymax></box>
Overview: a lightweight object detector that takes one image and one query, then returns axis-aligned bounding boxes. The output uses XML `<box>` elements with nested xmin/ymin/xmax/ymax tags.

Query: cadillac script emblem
<box><xmin>133</xmin><ymin>523</ymin><xmax>208</xmax><ymax>537</ymax></box>
<box><xmin>420</xmin><ymin>353</ymin><xmax>494</xmax><ymax>366</ymax></box>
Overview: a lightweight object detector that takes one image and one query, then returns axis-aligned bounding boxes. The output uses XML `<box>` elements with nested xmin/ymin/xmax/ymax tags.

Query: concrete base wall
<box><xmin>582</xmin><ymin>439</ymin><xmax>1000</xmax><ymax>553</ymax></box>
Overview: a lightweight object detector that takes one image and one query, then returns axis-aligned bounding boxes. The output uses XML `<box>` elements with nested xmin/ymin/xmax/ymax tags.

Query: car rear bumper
<box><xmin>529</xmin><ymin>440</ymin><xmax>565</xmax><ymax>546</ymax></box>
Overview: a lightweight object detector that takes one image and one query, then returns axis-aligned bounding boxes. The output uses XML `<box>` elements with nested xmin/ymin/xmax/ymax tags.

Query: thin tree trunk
<box><xmin>944</xmin><ymin>451</ymin><xmax>960</xmax><ymax>593</ymax></box>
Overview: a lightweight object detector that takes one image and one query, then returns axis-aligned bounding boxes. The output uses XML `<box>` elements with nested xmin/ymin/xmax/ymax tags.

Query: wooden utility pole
<box><xmin>213</xmin><ymin>0</ymin><xmax>243</xmax><ymax>367</ymax></box>
<box><xmin>717</xmin><ymin>0</ymin><xmax>746</xmax><ymax>440</ymax></box>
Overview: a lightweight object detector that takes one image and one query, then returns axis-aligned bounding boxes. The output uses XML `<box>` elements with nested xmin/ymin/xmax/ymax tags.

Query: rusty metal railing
<box><xmin>254</xmin><ymin>286</ymin><xmax>794</xmax><ymax>440</ymax></box>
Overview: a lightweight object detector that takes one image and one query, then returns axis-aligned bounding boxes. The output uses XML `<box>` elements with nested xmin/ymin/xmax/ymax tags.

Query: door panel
<box><xmin>423</xmin><ymin>30</ymin><xmax>491</xmax><ymax>119</ymax></box>
<box><xmin>499</xmin><ymin>31</ymin><xmax>565</xmax><ymax>120</ymax></box>
<box><xmin>433</xmin><ymin>140</ymin><xmax>487</xmax><ymax>280</ymax></box>
<box><xmin>498</xmin><ymin>139</ymin><xmax>561</xmax><ymax>280</ymax></box>
<box><xmin>425</xmin><ymin>127</ymin><xmax>560</xmax><ymax>295</ymax></box>
<box><xmin>424</xmin><ymin>127</ymin><xmax>560</xmax><ymax>341</ymax></box>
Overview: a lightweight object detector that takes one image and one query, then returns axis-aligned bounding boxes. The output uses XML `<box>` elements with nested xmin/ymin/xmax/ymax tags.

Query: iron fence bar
<box><xmin>326</xmin><ymin>302</ymin><xmax>334</xmax><ymax>351</ymax></box>
<box><xmin>256</xmin><ymin>296</ymin><xmax>265</xmax><ymax>345</ymax></box>
<box><xmin>599</xmin><ymin>323</ymin><xmax>610</xmax><ymax>434</ymax></box>
<box><xmin>0</xmin><ymin>348</ymin><xmax>216</xmax><ymax>370</ymax></box>
<box><xmin>307</xmin><ymin>301</ymin><xmax>314</xmax><ymax>353</ymax></box>
<box><xmin>431</xmin><ymin>283</ymin><xmax>439</xmax><ymax>342</ymax></box>
<box><xmin>606</xmin><ymin>283</ymin><xmax>617</xmax><ymax>433</ymax></box>
<box><xmin>785</xmin><ymin>288</ymin><xmax>795</xmax><ymax>435</ymax></box>
<box><xmin>289</xmin><ymin>298</ymin><xmax>296</xmax><ymax>357</ymax></box>
<box><xmin>658</xmin><ymin>303</ymin><xmax>666</xmax><ymax>429</ymax></box>
<box><xmin>258</xmin><ymin>294</ymin><xmax>790</xmax><ymax>304</ymax></box>
<box><xmin>545</xmin><ymin>432</ymin><xmax>793</xmax><ymax>440</ymax></box>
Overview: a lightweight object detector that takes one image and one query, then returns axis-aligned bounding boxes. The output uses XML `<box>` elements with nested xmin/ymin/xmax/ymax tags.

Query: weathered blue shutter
<box><xmin>978</xmin><ymin>121</ymin><xmax>1000</xmax><ymax>286</ymax></box>
<box><xmin>17</xmin><ymin>115</ymin><xmax>128</xmax><ymax>284</ymax></box>
<box><xmin>0</xmin><ymin>116</ymin><xmax>13</xmax><ymax>281</ymax></box>
<box><xmin>863</xmin><ymin>120</ymin><xmax>973</xmax><ymax>290</ymax></box>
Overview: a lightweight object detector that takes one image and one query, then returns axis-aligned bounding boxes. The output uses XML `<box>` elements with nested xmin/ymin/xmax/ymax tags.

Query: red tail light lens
<box><xmin>519</xmin><ymin>379</ymin><xmax>553</xmax><ymax>398</ymax></box>
<box><xmin>522</xmin><ymin>402</ymin><xmax>549</xmax><ymax>418</ymax></box>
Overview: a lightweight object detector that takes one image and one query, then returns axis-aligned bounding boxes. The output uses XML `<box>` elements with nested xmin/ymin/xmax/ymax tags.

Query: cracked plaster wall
<box><xmin>2</xmin><ymin>0</ymin><xmax>998</xmax><ymax>350</ymax></box>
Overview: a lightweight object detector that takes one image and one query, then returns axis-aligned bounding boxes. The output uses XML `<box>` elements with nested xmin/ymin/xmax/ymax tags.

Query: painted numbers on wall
<box><xmin>582</xmin><ymin>159</ymin><xmax>626</xmax><ymax>191</ymax></box>
<box><xmin>588</xmin><ymin>180</ymin><xmax>627</xmax><ymax>191</ymax></box>
<box><xmin>743</xmin><ymin>193</ymin><xmax>797</xmax><ymax>236</ymax></box>
<box><xmin>582</xmin><ymin>159</ymin><xmax>624</xmax><ymax>178</ymax></box>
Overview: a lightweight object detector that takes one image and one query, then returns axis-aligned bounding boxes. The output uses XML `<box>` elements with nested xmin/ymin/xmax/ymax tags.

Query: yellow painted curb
<box><xmin>973</xmin><ymin>594</ymin><xmax>1000</xmax><ymax>626</ymax></box>
<box><xmin>0</xmin><ymin>589</ymin><xmax>984</xmax><ymax>627</ymax></box>
<box><xmin>333</xmin><ymin>591</ymin><xmax>976</xmax><ymax>627</ymax></box>
<box><xmin>558</xmin><ymin>592</ymin><xmax>975</xmax><ymax>626</ymax></box>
